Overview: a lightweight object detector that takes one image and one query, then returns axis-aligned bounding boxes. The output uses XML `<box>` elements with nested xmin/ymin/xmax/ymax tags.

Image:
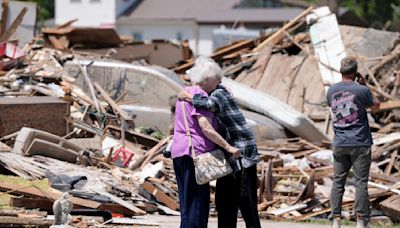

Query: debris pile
<box><xmin>0</xmin><ymin>4</ymin><xmax>399</xmax><ymax>228</ymax></box>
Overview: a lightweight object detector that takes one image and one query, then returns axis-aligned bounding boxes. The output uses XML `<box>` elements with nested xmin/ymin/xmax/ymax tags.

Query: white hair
<box><xmin>188</xmin><ymin>56</ymin><xmax>223</xmax><ymax>85</ymax></box>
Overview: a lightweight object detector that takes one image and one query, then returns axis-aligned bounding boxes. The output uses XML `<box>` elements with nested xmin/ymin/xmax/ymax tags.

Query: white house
<box><xmin>54</xmin><ymin>0</ymin><xmax>304</xmax><ymax>55</ymax></box>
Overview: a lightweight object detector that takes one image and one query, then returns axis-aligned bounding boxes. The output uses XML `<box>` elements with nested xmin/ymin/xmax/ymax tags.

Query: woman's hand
<box><xmin>178</xmin><ymin>89</ymin><xmax>193</xmax><ymax>101</ymax></box>
<box><xmin>226</xmin><ymin>146</ymin><xmax>241</xmax><ymax>158</ymax></box>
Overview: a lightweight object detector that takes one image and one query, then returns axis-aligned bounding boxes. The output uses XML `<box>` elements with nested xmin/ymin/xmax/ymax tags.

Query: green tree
<box><xmin>17</xmin><ymin>0</ymin><xmax>54</xmax><ymax>22</ymax></box>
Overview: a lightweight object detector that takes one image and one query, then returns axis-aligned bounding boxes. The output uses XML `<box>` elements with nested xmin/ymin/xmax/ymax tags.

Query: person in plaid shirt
<box><xmin>179</xmin><ymin>56</ymin><xmax>261</xmax><ymax>228</ymax></box>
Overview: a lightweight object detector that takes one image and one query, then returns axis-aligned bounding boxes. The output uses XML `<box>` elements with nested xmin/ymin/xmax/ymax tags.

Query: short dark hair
<box><xmin>340</xmin><ymin>57</ymin><xmax>358</xmax><ymax>75</ymax></box>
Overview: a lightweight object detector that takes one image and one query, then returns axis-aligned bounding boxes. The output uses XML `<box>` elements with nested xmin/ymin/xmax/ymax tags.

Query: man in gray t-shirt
<box><xmin>327</xmin><ymin>57</ymin><xmax>379</xmax><ymax>228</ymax></box>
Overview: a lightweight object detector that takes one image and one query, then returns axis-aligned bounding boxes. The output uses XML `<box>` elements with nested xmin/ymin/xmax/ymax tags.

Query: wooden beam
<box><xmin>0</xmin><ymin>216</ymin><xmax>52</xmax><ymax>226</ymax></box>
<box><xmin>380</xmin><ymin>195</ymin><xmax>400</xmax><ymax>221</ymax></box>
<box><xmin>56</xmin><ymin>18</ymin><xmax>78</xmax><ymax>29</ymax></box>
<box><xmin>142</xmin><ymin>181</ymin><xmax>179</xmax><ymax>211</ymax></box>
<box><xmin>0</xmin><ymin>0</ymin><xmax>9</xmax><ymax>36</ymax></box>
<box><xmin>370</xmin><ymin>47</ymin><xmax>400</xmax><ymax>75</ymax></box>
<box><xmin>91</xmin><ymin>188</ymin><xmax>146</xmax><ymax>215</ymax></box>
<box><xmin>385</xmin><ymin>151</ymin><xmax>398</xmax><ymax>175</ymax></box>
<box><xmin>376</xmin><ymin>100</ymin><xmax>400</xmax><ymax>112</ymax></box>
<box><xmin>0</xmin><ymin>7</ymin><xmax>27</xmax><ymax>43</ymax></box>
<box><xmin>93</xmin><ymin>81</ymin><xmax>133</xmax><ymax>121</ymax></box>
<box><xmin>48</xmin><ymin>35</ymin><xmax>65</xmax><ymax>49</ymax></box>
<box><xmin>370</xmin><ymin>171</ymin><xmax>400</xmax><ymax>184</ymax></box>
<box><xmin>253</xmin><ymin>6</ymin><xmax>314</xmax><ymax>52</ymax></box>
<box><xmin>173</xmin><ymin>39</ymin><xmax>256</xmax><ymax>74</ymax></box>
<box><xmin>0</xmin><ymin>181</ymin><xmax>101</xmax><ymax>209</ymax></box>
<box><xmin>139</xmin><ymin>135</ymin><xmax>171</xmax><ymax>169</ymax></box>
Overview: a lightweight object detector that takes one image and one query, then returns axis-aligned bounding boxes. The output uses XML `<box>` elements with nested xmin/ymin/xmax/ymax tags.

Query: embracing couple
<box><xmin>170</xmin><ymin>56</ymin><xmax>261</xmax><ymax>228</ymax></box>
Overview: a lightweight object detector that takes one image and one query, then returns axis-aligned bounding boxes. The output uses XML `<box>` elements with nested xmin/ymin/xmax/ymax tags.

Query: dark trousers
<box><xmin>330</xmin><ymin>146</ymin><xmax>371</xmax><ymax>221</ymax></box>
<box><xmin>173</xmin><ymin>156</ymin><xmax>210</xmax><ymax>228</ymax></box>
<box><xmin>216</xmin><ymin>164</ymin><xmax>261</xmax><ymax>228</ymax></box>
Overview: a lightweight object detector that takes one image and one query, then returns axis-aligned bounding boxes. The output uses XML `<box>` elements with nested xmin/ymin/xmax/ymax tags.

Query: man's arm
<box><xmin>370</xmin><ymin>98</ymin><xmax>380</xmax><ymax>112</ymax></box>
<box><xmin>178</xmin><ymin>88</ymin><xmax>223</xmax><ymax>113</ymax></box>
<box><xmin>364</xmin><ymin>87</ymin><xmax>380</xmax><ymax>112</ymax></box>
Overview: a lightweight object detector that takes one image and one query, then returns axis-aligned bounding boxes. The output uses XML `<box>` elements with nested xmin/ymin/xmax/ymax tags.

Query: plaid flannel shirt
<box><xmin>192</xmin><ymin>85</ymin><xmax>260</xmax><ymax>169</ymax></box>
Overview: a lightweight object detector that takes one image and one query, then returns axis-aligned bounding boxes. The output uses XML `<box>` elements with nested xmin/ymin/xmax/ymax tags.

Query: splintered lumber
<box><xmin>377</xmin><ymin>100</ymin><xmax>400</xmax><ymax>112</ymax></box>
<box><xmin>99</xmin><ymin>204</ymin><xmax>138</xmax><ymax>217</ymax></box>
<box><xmin>0</xmin><ymin>181</ymin><xmax>101</xmax><ymax>209</ymax></box>
<box><xmin>221</xmin><ymin>77</ymin><xmax>329</xmax><ymax>142</ymax></box>
<box><xmin>142</xmin><ymin>181</ymin><xmax>179</xmax><ymax>211</ymax></box>
<box><xmin>0</xmin><ymin>0</ymin><xmax>9</xmax><ymax>36</ymax></box>
<box><xmin>368</xmin><ymin>181</ymin><xmax>400</xmax><ymax>195</ymax></box>
<box><xmin>237</xmin><ymin>46</ymin><xmax>272</xmax><ymax>88</ymax></box>
<box><xmin>0</xmin><ymin>209</ymin><xmax>47</xmax><ymax>217</ymax></box>
<box><xmin>93</xmin><ymin>81</ymin><xmax>133</xmax><ymax>121</ymax></box>
<box><xmin>56</xmin><ymin>18</ymin><xmax>78</xmax><ymax>29</ymax></box>
<box><xmin>91</xmin><ymin>188</ymin><xmax>146</xmax><ymax>216</ymax></box>
<box><xmin>380</xmin><ymin>195</ymin><xmax>400</xmax><ymax>222</ymax></box>
<box><xmin>293</xmin><ymin>172</ymin><xmax>315</xmax><ymax>204</ymax></box>
<box><xmin>254</xmin><ymin>6</ymin><xmax>314</xmax><ymax>52</ymax></box>
<box><xmin>140</xmin><ymin>136</ymin><xmax>171</xmax><ymax>169</ymax></box>
<box><xmin>385</xmin><ymin>151</ymin><xmax>398</xmax><ymax>175</ymax></box>
<box><xmin>10</xmin><ymin>197</ymin><xmax>57</xmax><ymax>211</ymax></box>
<box><xmin>0</xmin><ymin>7</ymin><xmax>27</xmax><ymax>43</ymax></box>
<box><xmin>259</xmin><ymin>160</ymin><xmax>275</xmax><ymax>202</ymax></box>
<box><xmin>370</xmin><ymin>47</ymin><xmax>400</xmax><ymax>74</ymax></box>
<box><xmin>173</xmin><ymin>39</ymin><xmax>257</xmax><ymax>73</ymax></box>
<box><xmin>269</xmin><ymin>203</ymin><xmax>307</xmax><ymax>216</ymax></box>
<box><xmin>10</xmin><ymin>197</ymin><xmax>137</xmax><ymax>217</ymax></box>
<box><xmin>295</xmin><ymin>201</ymin><xmax>353</xmax><ymax>222</ymax></box>
<box><xmin>370</xmin><ymin>171</ymin><xmax>400</xmax><ymax>184</ymax></box>
<box><xmin>0</xmin><ymin>216</ymin><xmax>52</xmax><ymax>226</ymax></box>
<box><xmin>48</xmin><ymin>35</ymin><xmax>65</xmax><ymax>49</ymax></box>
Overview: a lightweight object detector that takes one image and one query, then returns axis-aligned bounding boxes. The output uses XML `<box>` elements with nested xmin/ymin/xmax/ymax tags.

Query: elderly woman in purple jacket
<box><xmin>171</xmin><ymin>57</ymin><xmax>240</xmax><ymax>228</ymax></box>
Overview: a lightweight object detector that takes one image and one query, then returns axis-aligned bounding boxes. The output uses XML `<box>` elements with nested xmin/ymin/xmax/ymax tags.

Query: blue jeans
<box><xmin>173</xmin><ymin>156</ymin><xmax>210</xmax><ymax>228</ymax></box>
<box><xmin>330</xmin><ymin>146</ymin><xmax>371</xmax><ymax>221</ymax></box>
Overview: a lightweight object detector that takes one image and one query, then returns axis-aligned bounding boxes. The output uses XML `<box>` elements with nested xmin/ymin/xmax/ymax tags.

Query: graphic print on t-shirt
<box><xmin>330</xmin><ymin>91</ymin><xmax>359</xmax><ymax>127</ymax></box>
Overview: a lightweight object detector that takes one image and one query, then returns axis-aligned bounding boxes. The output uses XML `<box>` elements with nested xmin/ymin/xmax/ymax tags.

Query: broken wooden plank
<box><xmin>91</xmin><ymin>188</ymin><xmax>146</xmax><ymax>215</ymax></box>
<box><xmin>173</xmin><ymin>39</ymin><xmax>257</xmax><ymax>73</ymax></box>
<box><xmin>93</xmin><ymin>81</ymin><xmax>133</xmax><ymax>121</ymax></box>
<box><xmin>376</xmin><ymin>100</ymin><xmax>400</xmax><ymax>112</ymax></box>
<box><xmin>48</xmin><ymin>35</ymin><xmax>65</xmax><ymax>49</ymax></box>
<box><xmin>385</xmin><ymin>151</ymin><xmax>398</xmax><ymax>175</ymax></box>
<box><xmin>368</xmin><ymin>181</ymin><xmax>400</xmax><ymax>195</ymax></box>
<box><xmin>380</xmin><ymin>195</ymin><xmax>400</xmax><ymax>222</ymax></box>
<box><xmin>0</xmin><ymin>216</ymin><xmax>52</xmax><ymax>226</ymax></box>
<box><xmin>0</xmin><ymin>181</ymin><xmax>101</xmax><ymax>209</ymax></box>
<box><xmin>56</xmin><ymin>18</ymin><xmax>78</xmax><ymax>30</ymax></box>
<box><xmin>0</xmin><ymin>209</ymin><xmax>47</xmax><ymax>218</ymax></box>
<box><xmin>139</xmin><ymin>136</ymin><xmax>171</xmax><ymax>169</ymax></box>
<box><xmin>254</xmin><ymin>6</ymin><xmax>314</xmax><ymax>52</ymax></box>
<box><xmin>370</xmin><ymin>171</ymin><xmax>400</xmax><ymax>184</ymax></box>
<box><xmin>0</xmin><ymin>0</ymin><xmax>9</xmax><ymax>36</ymax></box>
<box><xmin>370</xmin><ymin>47</ymin><xmax>400</xmax><ymax>75</ymax></box>
<box><xmin>269</xmin><ymin>203</ymin><xmax>307</xmax><ymax>216</ymax></box>
<box><xmin>0</xmin><ymin>6</ymin><xmax>27</xmax><ymax>43</ymax></box>
<box><xmin>142</xmin><ymin>181</ymin><xmax>179</xmax><ymax>211</ymax></box>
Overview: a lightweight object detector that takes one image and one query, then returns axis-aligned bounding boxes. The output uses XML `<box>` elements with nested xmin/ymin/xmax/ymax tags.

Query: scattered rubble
<box><xmin>0</xmin><ymin>3</ymin><xmax>399</xmax><ymax>228</ymax></box>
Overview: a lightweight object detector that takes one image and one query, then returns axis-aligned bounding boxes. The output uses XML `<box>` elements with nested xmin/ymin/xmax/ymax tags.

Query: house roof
<box><xmin>118</xmin><ymin>0</ymin><xmax>304</xmax><ymax>24</ymax></box>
